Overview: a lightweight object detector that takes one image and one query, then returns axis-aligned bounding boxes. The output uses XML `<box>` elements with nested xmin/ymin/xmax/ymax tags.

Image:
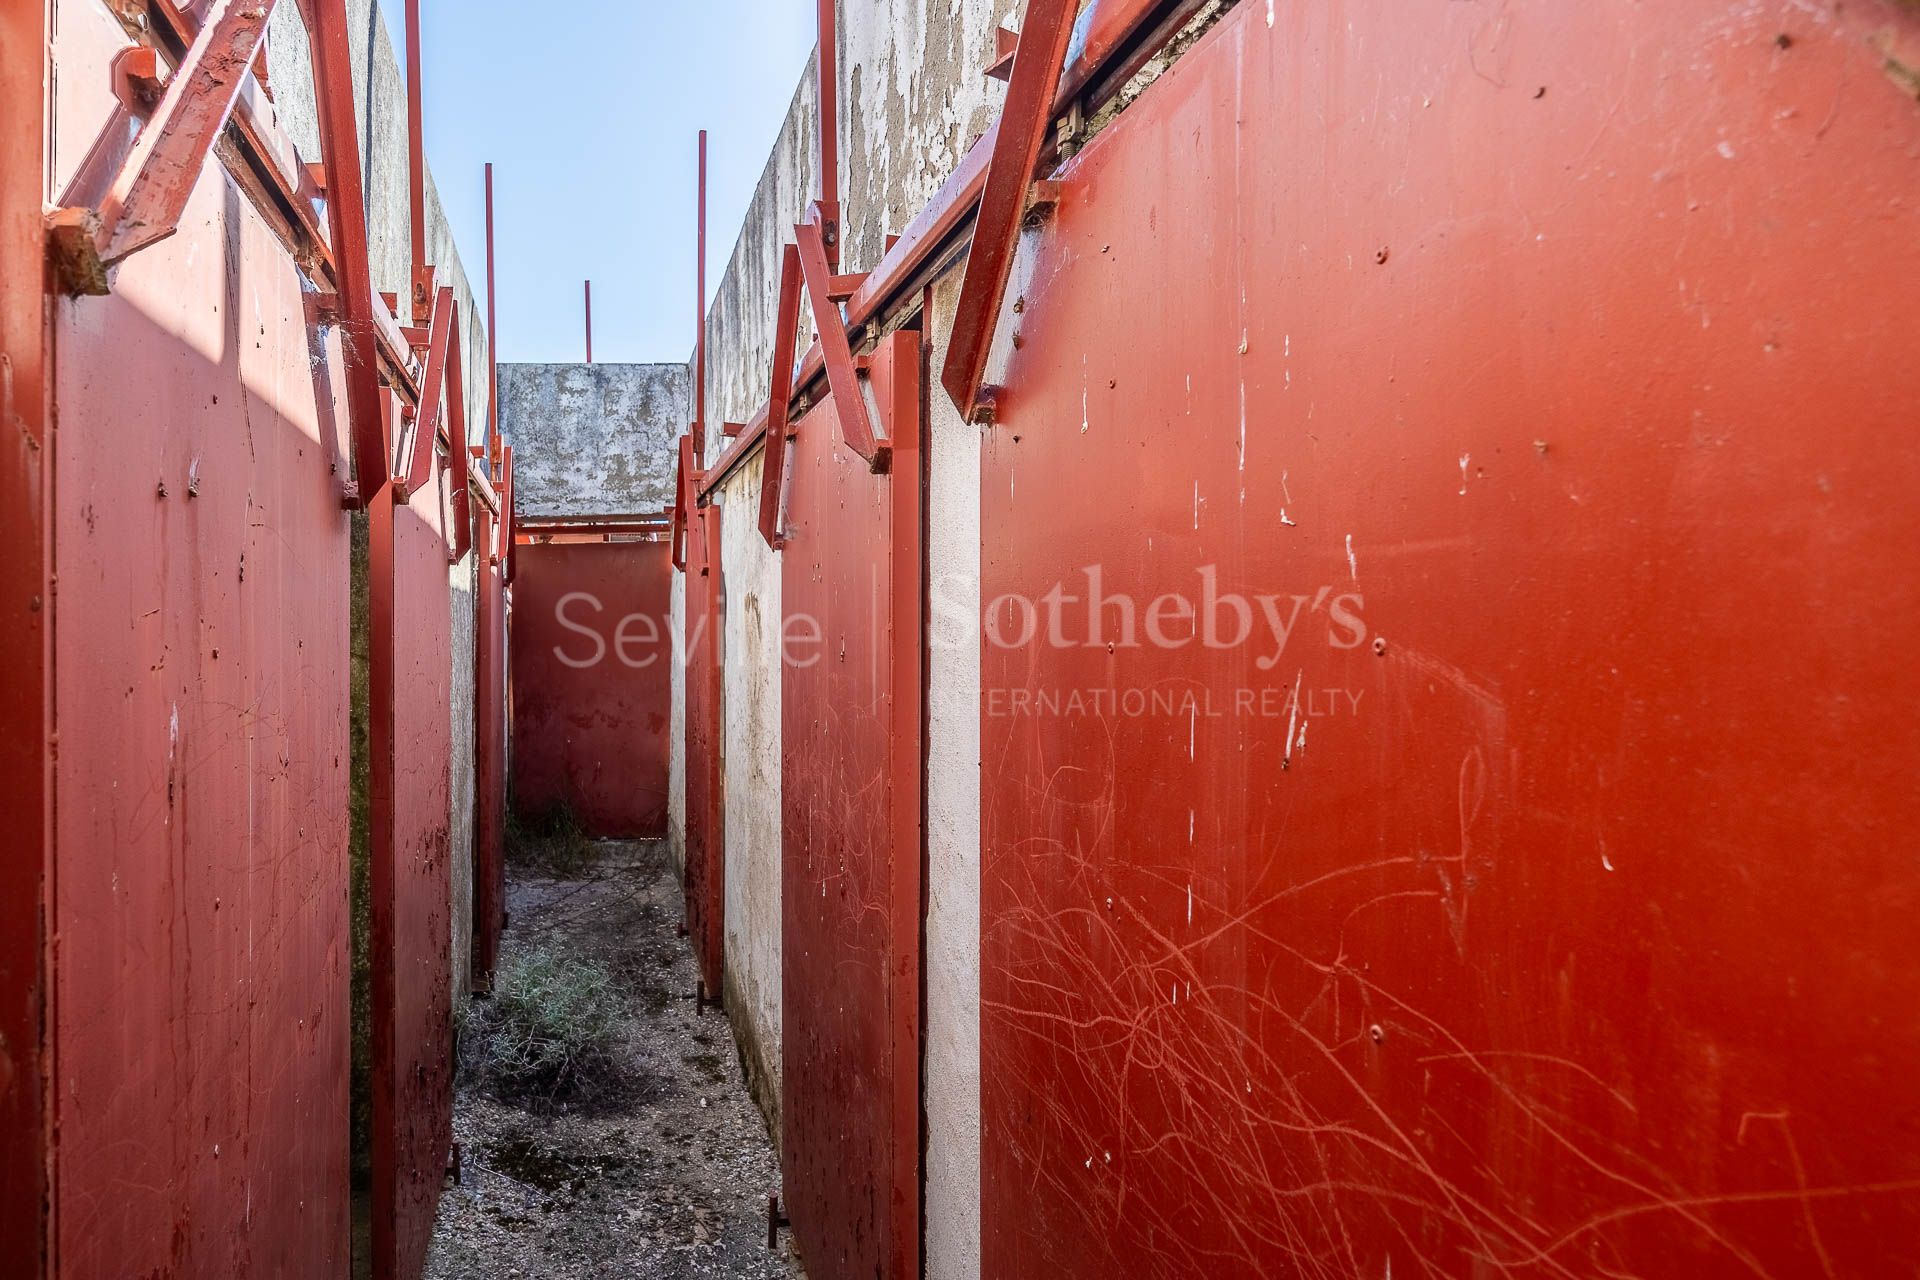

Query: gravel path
<box><xmin>427</xmin><ymin>841</ymin><xmax>804</xmax><ymax>1279</ymax></box>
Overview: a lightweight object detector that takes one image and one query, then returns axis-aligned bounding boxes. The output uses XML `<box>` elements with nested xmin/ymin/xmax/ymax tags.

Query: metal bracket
<box><xmin>397</xmin><ymin>286</ymin><xmax>456</xmax><ymax>500</ymax></box>
<box><xmin>941</xmin><ymin>0</ymin><xmax>1079</xmax><ymax>426</ymax></box>
<box><xmin>795</xmin><ymin>219</ymin><xmax>889</xmax><ymax>472</ymax></box>
<box><xmin>757</xmin><ymin>245</ymin><xmax>804</xmax><ymax>550</ymax></box>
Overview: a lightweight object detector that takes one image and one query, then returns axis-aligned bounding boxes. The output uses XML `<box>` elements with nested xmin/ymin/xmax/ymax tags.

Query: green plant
<box><xmin>505</xmin><ymin>798</ymin><xmax>595</xmax><ymax>877</ymax></box>
<box><xmin>462</xmin><ymin>944</ymin><xmax>624</xmax><ymax>1103</ymax></box>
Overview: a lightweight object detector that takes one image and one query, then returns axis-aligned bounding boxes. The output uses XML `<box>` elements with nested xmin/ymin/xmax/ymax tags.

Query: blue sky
<box><xmin>388</xmin><ymin>1</ymin><xmax>816</xmax><ymax>365</ymax></box>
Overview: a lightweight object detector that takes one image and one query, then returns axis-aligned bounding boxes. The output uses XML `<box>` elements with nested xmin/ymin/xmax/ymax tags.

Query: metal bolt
<box><xmin>1374</xmin><ymin>247</ymin><xmax>1391</xmax><ymax>265</ymax></box>
<box><xmin>1373</xmin><ymin>637</ymin><xmax>1388</xmax><ymax>656</ymax></box>
<box><xmin>1369</xmin><ymin>1024</ymin><xmax>1386</xmax><ymax>1044</ymax></box>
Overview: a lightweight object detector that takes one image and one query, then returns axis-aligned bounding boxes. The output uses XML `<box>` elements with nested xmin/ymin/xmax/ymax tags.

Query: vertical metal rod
<box><xmin>816</xmin><ymin>0</ymin><xmax>841</xmax><ymax>267</ymax></box>
<box><xmin>485</xmin><ymin>162</ymin><xmax>500</xmax><ymax>472</ymax></box>
<box><xmin>695</xmin><ymin>129</ymin><xmax>708</xmax><ymax>460</ymax></box>
<box><xmin>584</xmin><ymin>280</ymin><xmax>594</xmax><ymax>364</ymax></box>
<box><xmin>405</xmin><ymin>0</ymin><xmax>428</xmax><ymax>322</ymax></box>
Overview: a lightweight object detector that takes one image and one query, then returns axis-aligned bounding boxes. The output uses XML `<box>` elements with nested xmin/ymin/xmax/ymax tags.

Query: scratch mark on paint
<box><xmin>1346</xmin><ymin>534</ymin><xmax>1358</xmax><ymax>581</ymax></box>
<box><xmin>1459</xmin><ymin>452</ymin><xmax>1472</xmax><ymax>495</ymax></box>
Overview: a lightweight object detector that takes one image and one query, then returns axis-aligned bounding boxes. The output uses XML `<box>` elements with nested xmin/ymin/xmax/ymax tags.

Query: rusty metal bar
<box><xmin>671</xmin><ymin>436</ymin><xmax>694</xmax><ymax>572</ymax></box>
<box><xmin>795</xmin><ymin>218</ymin><xmax>887</xmax><ymax>471</ymax></box>
<box><xmin>400</xmin><ymin>285</ymin><xmax>456</xmax><ymax>500</ymax></box>
<box><xmin>696</xmin><ymin>134</ymin><xmax>710</xmax><ymax>437</ymax></box>
<box><xmin>941</xmin><ymin>0</ymin><xmax>1078</xmax><ymax>424</ymax></box>
<box><xmin>815</xmin><ymin>0</ymin><xmax>840</xmax><ymax>268</ymax></box>
<box><xmin>92</xmin><ymin>0</ymin><xmax>278</xmax><ymax>267</ymax></box>
<box><xmin>447</xmin><ymin>316</ymin><xmax>474</xmax><ymax>563</ymax></box>
<box><xmin>485</xmin><ymin>162</ymin><xmax>500</xmax><ymax>471</ymax></box>
<box><xmin>309</xmin><ymin>0</ymin><xmax>391</xmax><ymax>506</ymax></box>
<box><xmin>501</xmin><ymin>445</ymin><xmax>518</xmax><ymax>584</ymax></box>
<box><xmin>405</xmin><ymin>0</ymin><xmax>432</xmax><ymax>322</ymax></box>
<box><xmin>584</xmin><ymin>280</ymin><xmax>594</xmax><ymax>364</ymax></box>
<box><xmin>757</xmin><ymin>243</ymin><xmax>803</xmax><ymax>548</ymax></box>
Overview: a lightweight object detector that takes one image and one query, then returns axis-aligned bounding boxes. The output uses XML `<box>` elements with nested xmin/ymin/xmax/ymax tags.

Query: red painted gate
<box><xmin>779</xmin><ymin>329</ymin><xmax>924</xmax><ymax>1280</ymax></box>
<box><xmin>685</xmin><ymin>499</ymin><xmax>727</xmax><ymax>1000</ymax></box>
<box><xmin>510</xmin><ymin>539</ymin><xmax>674</xmax><ymax>836</ymax></box>
<box><xmin>980</xmin><ymin>2</ymin><xmax>1920</xmax><ymax>1276</ymax></box>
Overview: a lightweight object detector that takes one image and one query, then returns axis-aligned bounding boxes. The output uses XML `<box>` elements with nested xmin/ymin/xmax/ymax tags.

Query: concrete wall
<box><xmin>499</xmin><ymin>363</ymin><xmax>690</xmax><ymax>516</ymax></box>
<box><xmin>715</xmin><ymin>467</ymin><xmax>785</xmax><ymax>1132</ymax></box>
<box><xmin>267</xmin><ymin>0</ymin><xmax>490</xmax><ymax>1000</ymax></box>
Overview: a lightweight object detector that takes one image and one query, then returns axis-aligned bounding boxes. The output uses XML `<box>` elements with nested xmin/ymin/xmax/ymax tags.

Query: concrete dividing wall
<box><xmin>714</xmin><ymin>469</ymin><xmax>785</xmax><ymax>1128</ymax></box>
<box><xmin>500</xmin><ymin>363</ymin><xmax>689</xmax><ymax>514</ymax></box>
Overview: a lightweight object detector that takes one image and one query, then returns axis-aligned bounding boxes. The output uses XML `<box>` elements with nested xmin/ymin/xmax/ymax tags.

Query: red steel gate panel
<box><xmin>980</xmin><ymin>2</ymin><xmax>1920</xmax><ymax>1276</ymax></box>
<box><xmin>510</xmin><ymin>540</ymin><xmax>674</xmax><ymax>836</ymax></box>
<box><xmin>47</xmin><ymin>106</ymin><xmax>355</xmax><ymax>1279</ymax></box>
<box><xmin>472</xmin><ymin>508</ymin><xmax>508</xmax><ymax>989</ymax></box>
<box><xmin>370</xmin><ymin>464</ymin><xmax>456</xmax><ymax>1280</ymax></box>
<box><xmin>0</xmin><ymin>0</ymin><xmax>50</xmax><ymax>1266</ymax></box>
<box><xmin>684</xmin><ymin>501</ymin><xmax>726</xmax><ymax>999</ymax></box>
<box><xmin>780</xmin><ymin>330</ymin><xmax>923</xmax><ymax>1280</ymax></box>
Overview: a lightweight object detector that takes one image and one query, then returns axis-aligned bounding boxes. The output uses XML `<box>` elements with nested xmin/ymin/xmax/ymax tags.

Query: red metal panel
<box><xmin>369</xmin><ymin>466</ymin><xmax>455</xmax><ymax>1280</ymax></box>
<box><xmin>781</xmin><ymin>330</ymin><xmax>923</xmax><ymax>1280</ymax></box>
<box><xmin>980</xmin><ymin>3</ymin><xmax>1920</xmax><ymax>1276</ymax></box>
<box><xmin>0</xmin><ymin>0</ymin><xmax>49</xmax><ymax>1266</ymax></box>
<box><xmin>48</xmin><ymin>111</ymin><xmax>353</xmax><ymax>1278</ymax></box>
<box><xmin>509</xmin><ymin>541</ymin><xmax>674</xmax><ymax>837</ymax></box>
<box><xmin>683</xmin><ymin>500</ymin><xmax>726</xmax><ymax>999</ymax></box>
<box><xmin>471</xmin><ymin>508</ymin><xmax>507</xmax><ymax>989</ymax></box>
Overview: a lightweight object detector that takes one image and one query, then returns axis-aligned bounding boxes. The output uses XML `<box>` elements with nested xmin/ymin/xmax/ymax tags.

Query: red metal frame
<box><xmin>695</xmin><ymin>130</ymin><xmax>708</xmax><ymax>459</ymax></box>
<box><xmin>683</xmin><ymin>499</ymin><xmax>726</xmax><ymax>1001</ymax></box>
<box><xmin>405</xmin><ymin>0</ymin><xmax>433</xmax><ymax>322</ymax></box>
<box><xmin>672</xmin><ymin>436</ymin><xmax>694</xmax><ymax>572</ymax></box>
<box><xmin>940</xmin><ymin>0</ymin><xmax>1078</xmax><ymax>424</ymax></box>
<box><xmin>795</xmin><ymin>218</ymin><xmax>887</xmax><ymax>470</ymax></box>
<box><xmin>400</xmin><ymin>286</ymin><xmax>457</xmax><ymax>500</ymax></box>
<box><xmin>90</xmin><ymin>0</ymin><xmax>279</xmax><ymax>268</ymax></box>
<box><xmin>779</xmin><ymin>329</ymin><xmax>924</xmax><ymax>1278</ymax></box>
<box><xmin>757</xmin><ymin>244</ymin><xmax>803</xmax><ymax>547</ymax></box>
<box><xmin>309</xmin><ymin>0</ymin><xmax>393</xmax><ymax>506</ymax></box>
<box><xmin>1</xmin><ymin>0</ymin><xmax>49</xmax><ymax>1265</ymax></box>
<box><xmin>814</xmin><ymin>0</ymin><xmax>840</xmax><ymax>268</ymax></box>
<box><xmin>485</xmin><ymin>162</ymin><xmax>501</xmax><ymax>470</ymax></box>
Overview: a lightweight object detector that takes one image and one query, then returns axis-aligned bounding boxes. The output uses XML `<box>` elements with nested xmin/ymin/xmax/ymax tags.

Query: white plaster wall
<box><xmin>924</xmin><ymin>273</ymin><xmax>983</xmax><ymax>1280</ymax></box>
<box><xmin>715</xmin><ymin>470</ymin><xmax>785</xmax><ymax>1130</ymax></box>
<box><xmin>669</xmin><ymin>568</ymin><xmax>687</xmax><ymax>875</ymax></box>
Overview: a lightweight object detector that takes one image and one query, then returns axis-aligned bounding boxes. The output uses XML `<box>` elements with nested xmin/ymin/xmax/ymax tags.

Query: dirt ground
<box><xmin>427</xmin><ymin>841</ymin><xmax>804</xmax><ymax>1279</ymax></box>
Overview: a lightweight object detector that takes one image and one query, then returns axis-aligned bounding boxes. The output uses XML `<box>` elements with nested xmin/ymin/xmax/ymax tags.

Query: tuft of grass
<box><xmin>505</xmin><ymin>799</ymin><xmax>595</xmax><ymax>878</ymax></box>
<box><xmin>460</xmin><ymin>945</ymin><xmax>624</xmax><ymax>1104</ymax></box>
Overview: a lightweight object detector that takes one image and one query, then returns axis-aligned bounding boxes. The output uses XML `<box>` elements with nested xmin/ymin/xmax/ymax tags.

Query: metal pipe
<box><xmin>697</xmin><ymin>131</ymin><xmax>708</xmax><ymax>449</ymax></box>
<box><xmin>405</xmin><ymin>0</ymin><xmax>428</xmax><ymax>322</ymax></box>
<box><xmin>584</xmin><ymin>280</ymin><xmax>594</xmax><ymax>364</ymax></box>
<box><xmin>485</xmin><ymin>162</ymin><xmax>499</xmax><ymax>472</ymax></box>
<box><xmin>816</xmin><ymin>0</ymin><xmax>840</xmax><ymax>266</ymax></box>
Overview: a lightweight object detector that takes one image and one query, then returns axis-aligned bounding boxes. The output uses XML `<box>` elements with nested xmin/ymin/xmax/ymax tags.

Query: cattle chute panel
<box><xmin>47</xmin><ymin>96</ymin><xmax>354</xmax><ymax>1279</ymax></box>
<box><xmin>511</xmin><ymin>540</ymin><xmax>674</xmax><ymax>837</ymax></box>
<box><xmin>780</xmin><ymin>331</ymin><xmax>924</xmax><ymax>1280</ymax></box>
<box><xmin>685</xmin><ymin>502</ymin><xmax>726</xmax><ymax>997</ymax></box>
<box><xmin>979</xmin><ymin>3</ymin><xmax>1920</xmax><ymax>1276</ymax></box>
<box><xmin>370</xmin><ymin>473</ymin><xmax>456</xmax><ymax>1280</ymax></box>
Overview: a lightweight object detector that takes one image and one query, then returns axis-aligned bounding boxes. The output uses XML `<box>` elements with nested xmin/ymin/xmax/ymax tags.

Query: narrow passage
<box><xmin>428</xmin><ymin>841</ymin><xmax>802</xmax><ymax>1279</ymax></box>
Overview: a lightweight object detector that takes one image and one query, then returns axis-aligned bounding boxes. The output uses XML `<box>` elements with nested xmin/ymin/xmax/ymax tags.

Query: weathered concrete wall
<box><xmin>923</xmin><ymin>273</ymin><xmax>984</xmax><ymax>1280</ymax></box>
<box><xmin>837</xmin><ymin>0</ymin><xmax>1015</xmax><ymax>273</ymax></box>
<box><xmin>669</xmin><ymin>570</ymin><xmax>687</xmax><ymax>875</ymax></box>
<box><xmin>267</xmin><ymin>0</ymin><xmax>489</xmax><ymax>1001</ymax></box>
<box><xmin>700</xmin><ymin>62</ymin><xmax>822</xmax><ymax>466</ymax></box>
<box><xmin>499</xmin><ymin>363</ymin><xmax>690</xmax><ymax>516</ymax></box>
<box><xmin>715</xmin><ymin>467</ymin><xmax>785</xmax><ymax>1134</ymax></box>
